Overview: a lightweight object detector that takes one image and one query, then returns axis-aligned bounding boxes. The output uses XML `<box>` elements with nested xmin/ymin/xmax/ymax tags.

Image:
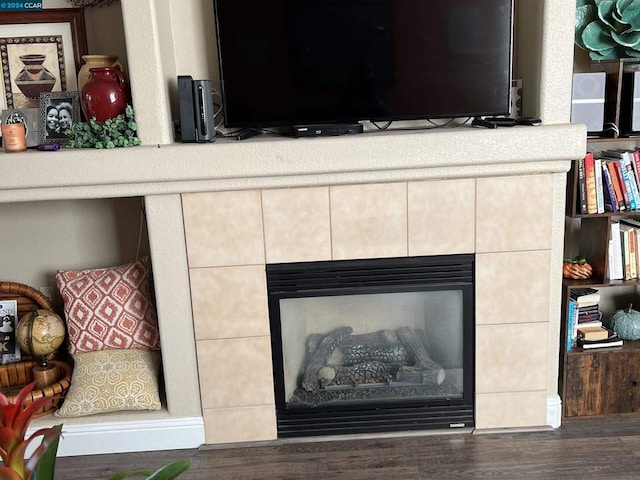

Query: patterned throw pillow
<box><xmin>56</xmin><ymin>257</ymin><xmax>160</xmax><ymax>354</ymax></box>
<box><xmin>54</xmin><ymin>349</ymin><xmax>162</xmax><ymax>417</ymax></box>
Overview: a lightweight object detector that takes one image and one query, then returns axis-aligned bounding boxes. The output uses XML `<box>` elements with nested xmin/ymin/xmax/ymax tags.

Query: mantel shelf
<box><xmin>0</xmin><ymin>123</ymin><xmax>585</xmax><ymax>203</ymax></box>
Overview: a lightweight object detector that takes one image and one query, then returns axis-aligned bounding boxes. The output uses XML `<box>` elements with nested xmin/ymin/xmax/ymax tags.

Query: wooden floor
<box><xmin>54</xmin><ymin>416</ymin><xmax>640</xmax><ymax>479</ymax></box>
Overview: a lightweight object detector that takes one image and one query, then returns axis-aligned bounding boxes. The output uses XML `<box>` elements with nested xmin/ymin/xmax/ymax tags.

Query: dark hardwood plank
<box><xmin>53</xmin><ymin>416</ymin><xmax>640</xmax><ymax>479</ymax></box>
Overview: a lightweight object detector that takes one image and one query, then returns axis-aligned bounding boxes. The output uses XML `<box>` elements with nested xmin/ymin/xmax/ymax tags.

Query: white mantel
<box><xmin>0</xmin><ymin>124</ymin><xmax>584</xmax><ymax>203</ymax></box>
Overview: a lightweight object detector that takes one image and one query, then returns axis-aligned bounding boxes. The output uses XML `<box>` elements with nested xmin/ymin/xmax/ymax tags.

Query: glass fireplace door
<box><xmin>267</xmin><ymin>254</ymin><xmax>475</xmax><ymax>437</ymax></box>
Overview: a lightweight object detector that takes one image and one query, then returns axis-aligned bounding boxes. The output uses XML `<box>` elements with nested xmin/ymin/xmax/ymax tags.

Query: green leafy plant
<box><xmin>575</xmin><ymin>0</ymin><xmax>640</xmax><ymax>60</ymax></box>
<box><xmin>65</xmin><ymin>104</ymin><xmax>142</xmax><ymax>149</ymax></box>
<box><xmin>0</xmin><ymin>382</ymin><xmax>61</xmax><ymax>480</ymax></box>
<box><xmin>106</xmin><ymin>459</ymin><xmax>190</xmax><ymax>480</ymax></box>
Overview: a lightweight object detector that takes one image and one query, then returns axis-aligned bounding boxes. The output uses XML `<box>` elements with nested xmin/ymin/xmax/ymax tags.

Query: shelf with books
<box><xmin>559</xmin><ymin>212</ymin><xmax>640</xmax><ymax>417</ymax></box>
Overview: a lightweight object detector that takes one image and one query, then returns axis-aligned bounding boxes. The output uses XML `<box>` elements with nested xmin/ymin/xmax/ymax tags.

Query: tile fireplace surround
<box><xmin>0</xmin><ymin>124</ymin><xmax>586</xmax><ymax>454</ymax></box>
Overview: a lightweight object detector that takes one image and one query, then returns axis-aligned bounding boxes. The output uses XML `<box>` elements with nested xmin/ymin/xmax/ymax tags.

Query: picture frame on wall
<box><xmin>0</xmin><ymin>8</ymin><xmax>87</xmax><ymax>111</ymax></box>
<box><xmin>1</xmin><ymin>108</ymin><xmax>40</xmax><ymax>148</ymax></box>
<box><xmin>39</xmin><ymin>91</ymin><xmax>81</xmax><ymax>145</ymax></box>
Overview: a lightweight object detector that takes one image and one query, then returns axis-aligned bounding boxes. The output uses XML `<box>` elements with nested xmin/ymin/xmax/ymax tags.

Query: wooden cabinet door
<box><xmin>564</xmin><ymin>351</ymin><xmax>633</xmax><ymax>417</ymax></box>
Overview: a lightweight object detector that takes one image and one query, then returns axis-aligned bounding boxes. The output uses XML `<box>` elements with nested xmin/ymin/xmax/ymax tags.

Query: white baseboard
<box><xmin>52</xmin><ymin>416</ymin><xmax>205</xmax><ymax>457</ymax></box>
<box><xmin>546</xmin><ymin>395</ymin><xmax>562</xmax><ymax>428</ymax></box>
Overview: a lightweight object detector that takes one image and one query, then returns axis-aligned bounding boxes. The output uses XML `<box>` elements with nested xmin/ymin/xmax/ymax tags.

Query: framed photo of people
<box><xmin>40</xmin><ymin>91</ymin><xmax>81</xmax><ymax>145</ymax></box>
<box><xmin>0</xmin><ymin>8</ymin><xmax>87</xmax><ymax>111</ymax></box>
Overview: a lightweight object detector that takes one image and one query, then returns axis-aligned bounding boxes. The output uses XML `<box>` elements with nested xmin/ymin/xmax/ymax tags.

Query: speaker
<box><xmin>177</xmin><ymin>75</ymin><xmax>196</xmax><ymax>142</ymax></box>
<box><xmin>620</xmin><ymin>70</ymin><xmax>640</xmax><ymax>135</ymax></box>
<box><xmin>571</xmin><ymin>72</ymin><xmax>606</xmax><ymax>134</ymax></box>
<box><xmin>193</xmin><ymin>79</ymin><xmax>216</xmax><ymax>143</ymax></box>
<box><xmin>176</xmin><ymin>75</ymin><xmax>216</xmax><ymax>143</ymax></box>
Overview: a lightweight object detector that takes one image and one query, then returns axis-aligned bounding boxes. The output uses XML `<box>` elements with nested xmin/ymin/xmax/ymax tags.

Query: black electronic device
<box><xmin>620</xmin><ymin>69</ymin><xmax>640</xmax><ymax>135</ymax></box>
<box><xmin>213</xmin><ymin>0</ymin><xmax>514</xmax><ymax>130</ymax></box>
<box><xmin>293</xmin><ymin>123</ymin><xmax>363</xmax><ymax>137</ymax></box>
<box><xmin>176</xmin><ymin>75</ymin><xmax>216</xmax><ymax>143</ymax></box>
<box><xmin>177</xmin><ymin>75</ymin><xmax>196</xmax><ymax>142</ymax></box>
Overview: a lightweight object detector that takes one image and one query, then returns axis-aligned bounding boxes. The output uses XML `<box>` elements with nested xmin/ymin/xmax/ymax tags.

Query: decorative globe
<box><xmin>16</xmin><ymin>309</ymin><xmax>66</xmax><ymax>358</ymax></box>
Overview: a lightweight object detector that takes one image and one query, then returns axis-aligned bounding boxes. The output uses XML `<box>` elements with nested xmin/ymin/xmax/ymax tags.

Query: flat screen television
<box><xmin>213</xmin><ymin>0</ymin><xmax>514</xmax><ymax>129</ymax></box>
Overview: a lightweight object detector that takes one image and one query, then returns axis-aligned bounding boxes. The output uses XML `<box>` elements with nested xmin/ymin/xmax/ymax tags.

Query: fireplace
<box><xmin>267</xmin><ymin>254</ymin><xmax>475</xmax><ymax>438</ymax></box>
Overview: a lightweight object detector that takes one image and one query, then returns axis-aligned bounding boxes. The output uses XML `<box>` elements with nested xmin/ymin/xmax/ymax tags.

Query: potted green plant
<box><xmin>65</xmin><ymin>105</ymin><xmax>142</xmax><ymax>149</ymax></box>
<box><xmin>0</xmin><ymin>383</ymin><xmax>189</xmax><ymax>480</ymax></box>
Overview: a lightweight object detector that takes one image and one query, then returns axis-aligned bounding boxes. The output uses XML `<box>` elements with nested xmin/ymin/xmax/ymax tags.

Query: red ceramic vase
<box><xmin>80</xmin><ymin>67</ymin><xmax>128</xmax><ymax>122</ymax></box>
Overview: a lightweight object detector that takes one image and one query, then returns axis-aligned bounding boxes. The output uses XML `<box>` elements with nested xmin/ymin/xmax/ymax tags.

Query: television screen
<box><xmin>214</xmin><ymin>0</ymin><xmax>514</xmax><ymax>129</ymax></box>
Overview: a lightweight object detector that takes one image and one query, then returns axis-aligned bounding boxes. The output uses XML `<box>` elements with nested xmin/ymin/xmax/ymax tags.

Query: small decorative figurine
<box><xmin>563</xmin><ymin>255</ymin><xmax>593</xmax><ymax>280</ymax></box>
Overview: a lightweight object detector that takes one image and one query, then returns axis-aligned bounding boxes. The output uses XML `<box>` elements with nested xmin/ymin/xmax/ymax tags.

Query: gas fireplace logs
<box><xmin>301</xmin><ymin>326</ymin><xmax>446</xmax><ymax>393</ymax></box>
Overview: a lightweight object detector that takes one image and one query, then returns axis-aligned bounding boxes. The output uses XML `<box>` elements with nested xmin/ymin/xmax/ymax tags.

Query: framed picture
<box><xmin>40</xmin><ymin>91</ymin><xmax>81</xmax><ymax>145</ymax></box>
<box><xmin>0</xmin><ymin>8</ymin><xmax>87</xmax><ymax>111</ymax></box>
<box><xmin>1</xmin><ymin>108</ymin><xmax>40</xmax><ymax>147</ymax></box>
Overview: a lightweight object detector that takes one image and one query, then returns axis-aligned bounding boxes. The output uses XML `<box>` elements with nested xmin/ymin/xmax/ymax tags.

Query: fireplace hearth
<box><xmin>267</xmin><ymin>254</ymin><xmax>475</xmax><ymax>437</ymax></box>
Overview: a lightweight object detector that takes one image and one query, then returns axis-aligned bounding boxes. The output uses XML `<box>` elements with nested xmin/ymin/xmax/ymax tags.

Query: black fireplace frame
<box><xmin>266</xmin><ymin>254</ymin><xmax>475</xmax><ymax>438</ymax></box>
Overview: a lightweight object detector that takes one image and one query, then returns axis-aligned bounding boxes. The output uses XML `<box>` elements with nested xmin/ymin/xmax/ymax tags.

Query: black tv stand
<box><xmin>472</xmin><ymin>117</ymin><xmax>499</xmax><ymax>129</ymax></box>
<box><xmin>293</xmin><ymin>123</ymin><xmax>364</xmax><ymax>138</ymax></box>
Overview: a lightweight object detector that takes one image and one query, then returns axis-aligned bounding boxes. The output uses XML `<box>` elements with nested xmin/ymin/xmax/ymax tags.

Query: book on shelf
<box><xmin>605</xmin><ymin>160</ymin><xmax>627</xmax><ymax>212</ymax></box>
<box><xmin>577</xmin><ymin>329</ymin><xmax>623</xmax><ymax>349</ymax></box>
<box><xmin>566</xmin><ymin>299</ymin><xmax>578</xmax><ymax>351</ymax></box>
<box><xmin>577</xmin><ymin>319</ymin><xmax>603</xmax><ymax>329</ymax></box>
<box><xmin>619</xmin><ymin>153</ymin><xmax>639</xmax><ymax>210</ymax></box>
<box><xmin>578</xmin><ymin>157</ymin><xmax>588</xmax><ymax>214</ymax></box>
<box><xmin>577</xmin><ymin>325</ymin><xmax>609</xmax><ymax>341</ymax></box>
<box><xmin>620</xmin><ymin>219</ymin><xmax>640</xmax><ymax>277</ymax></box>
<box><xmin>609</xmin><ymin>221</ymin><xmax>624</xmax><ymax>280</ymax></box>
<box><xmin>610</xmin><ymin>159</ymin><xmax>632</xmax><ymax>210</ymax></box>
<box><xmin>577</xmin><ymin>311</ymin><xmax>601</xmax><ymax>324</ymax></box>
<box><xmin>632</xmin><ymin>150</ymin><xmax>640</xmax><ymax>191</ymax></box>
<box><xmin>594</xmin><ymin>157</ymin><xmax>605</xmax><ymax>213</ymax></box>
<box><xmin>620</xmin><ymin>223</ymin><xmax>637</xmax><ymax>280</ymax></box>
<box><xmin>601</xmin><ymin>161</ymin><xmax>618</xmax><ymax>212</ymax></box>
<box><xmin>569</xmin><ymin>287</ymin><xmax>600</xmax><ymax>307</ymax></box>
<box><xmin>0</xmin><ymin>299</ymin><xmax>20</xmax><ymax>365</ymax></box>
<box><xmin>584</xmin><ymin>153</ymin><xmax>598</xmax><ymax>214</ymax></box>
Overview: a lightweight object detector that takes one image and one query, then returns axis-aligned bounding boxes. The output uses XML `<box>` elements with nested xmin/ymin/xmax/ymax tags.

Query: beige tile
<box><xmin>475</xmin><ymin>391</ymin><xmax>548</xmax><ymax>429</ymax></box>
<box><xmin>408</xmin><ymin>179</ymin><xmax>475</xmax><ymax>256</ymax></box>
<box><xmin>330</xmin><ymin>183</ymin><xmax>407</xmax><ymax>260</ymax></box>
<box><xmin>476</xmin><ymin>324</ymin><xmax>548</xmax><ymax>394</ymax></box>
<box><xmin>476</xmin><ymin>175</ymin><xmax>553</xmax><ymax>253</ymax></box>
<box><xmin>190</xmin><ymin>265</ymin><xmax>269</xmax><ymax>340</ymax></box>
<box><xmin>197</xmin><ymin>338</ymin><xmax>275</xmax><ymax>409</ymax></box>
<box><xmin>182</xmin><ymin>191</ymin><xmax>265</xmax><ymax>268</ymax></box>
<box><xmin>262</xmin><ymin>187</ymin><xmax>331</xmax><ymax>263</ymax></box>
<box><xmin>475</xmin><ymin>251</ymin><xmax>551</xmax><ymax>325</ymax></box>
<box><xmin>203</xmin><ymin>406</ymin><xmax>277</xmax><ymax>444</ymax></box>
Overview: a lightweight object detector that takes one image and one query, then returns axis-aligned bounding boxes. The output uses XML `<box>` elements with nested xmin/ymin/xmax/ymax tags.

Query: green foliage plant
<box><xmin>65</xmin><ymin>104</ymin><xmax>142</xmax><ymax>149</ymax></box>
<box><xmin>575</xmin><ymin>0</ymin><xmax>640</xmax><ymax>60</ymax></box>
<box><xmin>106</xmin><ymin>459</ymin><xmax>190</xmax><ymax>480</ymax></box>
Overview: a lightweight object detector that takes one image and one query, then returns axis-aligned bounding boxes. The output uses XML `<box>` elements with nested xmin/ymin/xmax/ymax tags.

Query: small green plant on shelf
<box><xmin>65</xmin><ymin>105</ymin><xmax>142</xmax><ymax>149</ymax></box>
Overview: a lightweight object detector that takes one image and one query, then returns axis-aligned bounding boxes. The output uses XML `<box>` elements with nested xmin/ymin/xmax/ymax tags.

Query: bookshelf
<box><xmin>562</xmin><ymin>156</ymin><xmax>640</xmax><ymax>417</ymax></box>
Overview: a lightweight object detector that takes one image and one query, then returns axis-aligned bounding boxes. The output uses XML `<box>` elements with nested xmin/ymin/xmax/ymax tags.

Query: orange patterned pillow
<box><xmin>56</xmin><ymin>257</ymin><xmax>160</xmax><ymax>354</ymax></box>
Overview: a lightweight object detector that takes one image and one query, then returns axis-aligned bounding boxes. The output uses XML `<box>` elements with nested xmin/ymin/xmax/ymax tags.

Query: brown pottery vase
<box><xmin>81</xmin><ymin>66</ymin><xmax>128</xmax><ymax>122</ymax></box>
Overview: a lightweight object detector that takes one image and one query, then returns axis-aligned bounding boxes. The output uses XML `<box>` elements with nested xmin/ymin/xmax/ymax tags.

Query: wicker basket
<box><xmin>0</xmin><ymin>281</ymin><xmax>71</xmax><ymax>416</ymax></box>
<box><xmin>0</xmin><ymin>281</ymin><xmax>55</xmax><ymax>318</ymax></box>
<box><xmin>0</xmin><ymin>360</ymin><xmax>72</xmax><ymax>417</ymax></box>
